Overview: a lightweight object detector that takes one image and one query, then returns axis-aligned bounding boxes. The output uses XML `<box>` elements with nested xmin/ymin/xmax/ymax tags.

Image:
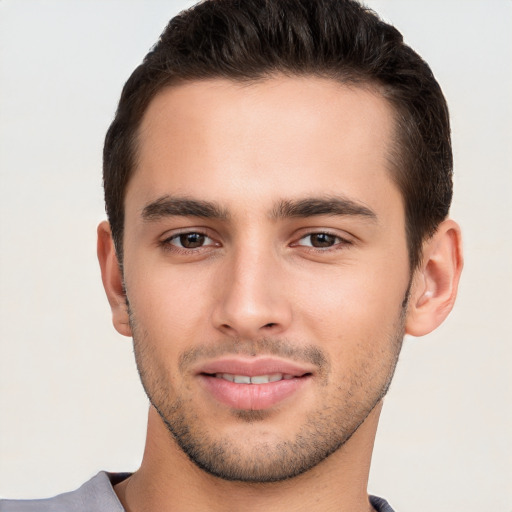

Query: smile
<box><xmin>214</xmin><ymin>373</ymin><xmax>295</xmax><ymax>384</ymax></box>
<box><xmin>195</xmin><ymin>357</ymin><xmax>315</xmax><ymax>410</ymax></box>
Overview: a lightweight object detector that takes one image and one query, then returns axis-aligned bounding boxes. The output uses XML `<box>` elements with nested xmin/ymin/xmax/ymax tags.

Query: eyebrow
<box><xmin>141</xmin><ymin>195</ymin><xmax>377</xmax><ymax>223</ymax></box>
<box><xmin>142</xmin><ymin>195</ymin><xmax>229</xmax><ymax>221</ymax></box>
<box><xmin>271</xmin><ymin>197</ymin><xmax>377</xmax><ymax>221</ymax></box>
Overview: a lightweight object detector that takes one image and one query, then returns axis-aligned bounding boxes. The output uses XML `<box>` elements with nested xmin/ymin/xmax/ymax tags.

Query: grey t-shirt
<box><xmin>0</xmin><ymin>472</ymin><xmax>396</xmax><ymax>511</ymax></box>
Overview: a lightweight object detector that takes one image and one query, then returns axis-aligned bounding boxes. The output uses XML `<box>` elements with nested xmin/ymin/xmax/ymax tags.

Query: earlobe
<box><xmin>97</xmin><ymin>221</ymin><xmax>132</xmax><ymax>337</ymax></box>
<box><xmin>405</xmin><ymin>219</ymin><xmax>463</xmax><ymax>337</ymax></box>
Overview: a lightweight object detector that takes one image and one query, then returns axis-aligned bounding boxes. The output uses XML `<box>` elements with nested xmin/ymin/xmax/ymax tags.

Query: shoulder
<box><xmin>0</xmin><ymin>472</ymin><xmax>130</xmax><ymax>512</ymax></box>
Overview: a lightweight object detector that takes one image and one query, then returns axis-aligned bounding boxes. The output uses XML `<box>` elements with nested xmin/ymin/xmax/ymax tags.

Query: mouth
<box><xmin>211</xmin><ymin>373</ymin><xmax>298</xmax><ymax>384</ymax></box>
<box><xmin>197</xmin><ymin>358</ymin><xmax>314</xmax><ymax>410</ymax></box>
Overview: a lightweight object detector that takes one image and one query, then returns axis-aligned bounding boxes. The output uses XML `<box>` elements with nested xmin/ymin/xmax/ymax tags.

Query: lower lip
<box><xmin>199</xmin><ymin>375</ymin><xmax>309</xmax><ymax>410</ymax></box>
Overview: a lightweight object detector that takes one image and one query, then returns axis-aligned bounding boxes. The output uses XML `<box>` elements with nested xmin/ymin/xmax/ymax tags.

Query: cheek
<box><xmin>294</xmin><ymin>261</ymin><xmax>408</xmax><ymax>349</ymax></box>
<box><xmin>298</xmin><ymin>279</ymin><xmax>405</xmax><ymax>397</ymax></box>
<box><xmin>126</xmin><ymin>262</ymin><xmax>214</xmax><ymax>348</ymax></box>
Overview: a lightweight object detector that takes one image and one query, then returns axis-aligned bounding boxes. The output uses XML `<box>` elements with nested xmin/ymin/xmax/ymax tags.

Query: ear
<box><xmin>405</xmin><ymin>219</ymin><xmax>463</xmax><ymax>337</ymax></box>
<box><xmin>97</xmin><ymin>221</ymin><xmax>132</xmax><ymax>337</ymax></box>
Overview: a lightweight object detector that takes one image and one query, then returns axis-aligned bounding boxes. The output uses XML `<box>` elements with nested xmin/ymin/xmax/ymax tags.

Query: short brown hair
<box><xmin>103</xmin><ymin>0</ymin><xmax>452</xmax><ymax>269</ymax></box>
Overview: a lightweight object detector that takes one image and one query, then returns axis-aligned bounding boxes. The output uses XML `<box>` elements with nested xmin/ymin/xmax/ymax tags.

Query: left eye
<box><xmin>297</xmin><ymin>233</ymin><xmax>343</xmax><ymax>248</ymax></box>
<box><xmin>168</xmin><ymin>232</ymin><xmax>213</xmax><ymax>249</ymax></box>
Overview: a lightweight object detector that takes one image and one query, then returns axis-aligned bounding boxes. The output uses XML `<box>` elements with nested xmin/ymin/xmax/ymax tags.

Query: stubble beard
<box><xmin>128</xmin><ymin>302</ymin><xmax>407</xmax><ymax>483</ymax></box>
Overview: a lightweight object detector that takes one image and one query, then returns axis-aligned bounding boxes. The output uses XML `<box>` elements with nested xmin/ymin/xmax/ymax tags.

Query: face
<box><xmin>121</xmin><ymin>77</ymin><xmax>411</xmax><ymax>482</ymax></box>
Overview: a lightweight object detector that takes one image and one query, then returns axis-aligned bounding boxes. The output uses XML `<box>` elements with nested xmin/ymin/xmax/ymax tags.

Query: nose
<box><xmin>212</xmin><ymin>246</ymin><xmax>292</xmax><ymax>339</ymax></box>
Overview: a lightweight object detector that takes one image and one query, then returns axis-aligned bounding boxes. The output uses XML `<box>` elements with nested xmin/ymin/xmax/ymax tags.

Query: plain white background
<box><xmin>0</xmin><ymin>1</ymin><xmax>511</xmax><ymax>510</ymax></box>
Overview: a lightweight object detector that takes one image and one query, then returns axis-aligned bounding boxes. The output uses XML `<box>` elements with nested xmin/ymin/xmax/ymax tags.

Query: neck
<box><xmin>115</xmin><ymin>404</ymin><xmax>382</xmax><ymax>512</ymax></box>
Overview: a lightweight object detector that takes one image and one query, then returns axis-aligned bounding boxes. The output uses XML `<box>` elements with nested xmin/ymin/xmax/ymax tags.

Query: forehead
<box><xmin>128</xmin><ymin>76</ymin><xmax>399</xmax><ymax>216</ymax></box>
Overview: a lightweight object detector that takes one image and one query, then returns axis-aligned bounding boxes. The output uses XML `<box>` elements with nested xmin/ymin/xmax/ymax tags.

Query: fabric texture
<box><xmin>0</xmin><ymin>472</ymin><xmax>395</xmax><ymax>511</ymax></box>
<box><xmin>0</xmin><ymin>472</ymin><xmax>128</xmax><ymax>512</ymax></box>
<box><xmin>370</xmin><ymin>494</ymin><xmax>396</xmax><ymax>512</ymax></box>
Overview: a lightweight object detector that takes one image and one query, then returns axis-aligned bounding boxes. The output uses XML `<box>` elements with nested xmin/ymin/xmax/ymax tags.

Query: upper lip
<box><xmin>196</xmin><ymin>357</ymin><xmax>315</xmax><ymax>377</ymax></box>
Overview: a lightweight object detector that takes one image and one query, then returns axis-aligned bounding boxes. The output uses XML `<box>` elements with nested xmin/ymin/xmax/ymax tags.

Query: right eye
<box><xmin>298</xmin><ymin>232</ymin><xmax>340</xmax><ymax>248</ymax></box>
<box><xmin>165</xmin><ymin>232</ymin><xmax>215</xmax><ymax>249</ymax></box>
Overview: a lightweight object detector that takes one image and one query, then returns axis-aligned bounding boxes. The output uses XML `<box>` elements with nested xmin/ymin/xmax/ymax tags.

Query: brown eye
<box><xmin>308</xmin><ymin>233</ymin><xmax>337</xmax><ymax>248</ymax></box>
<box><xmin>169</xmin><ymin>232</ymin><xmax>209</xmax><ymax>249</ymax></box>
<box><xmin>294</xmin><ymin>232</ymin><xmax>351</xmax><ymax>250</ymax></box>
<box><xmin>179</xmin><ymin>233</ymin><xmax>205</xmax><ymax>248</ymax></box>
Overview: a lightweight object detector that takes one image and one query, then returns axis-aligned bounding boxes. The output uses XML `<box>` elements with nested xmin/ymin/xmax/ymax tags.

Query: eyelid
<box><xmin>159</xmin><ymin>228</ymin><xmax>221</xmax><ymax>252</ymax></box>
<box><xmin>171</xmin><ymin>233</ymin><xmax>215</xmax><ymax>251</ymax></box>
<box><xmin>160</xmin><ymin>227</ymin><xmax>214</xmax><ymax>241</ymax></box>
<box><xmin>291</xmin><ymin>229</ymin><xmax>354</xmax><ymax>250</ymax></box>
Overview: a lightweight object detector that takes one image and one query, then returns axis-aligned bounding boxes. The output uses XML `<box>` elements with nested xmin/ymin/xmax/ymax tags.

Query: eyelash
<box><xmin>160</xmin><ymin>231</ymin><xmax>218</xmax><ymax>254</ymax></box>
<box><xmin>294</xmin><ymin>231</ymin><xmax>353</xmax><ymax>252</ymax></box>
<box><xmin>159</xmin><ymin>229</ymin><xmax>353</xmax><ymax>256</ymax></box>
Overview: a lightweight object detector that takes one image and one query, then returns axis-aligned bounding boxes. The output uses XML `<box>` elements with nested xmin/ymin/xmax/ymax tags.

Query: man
<box><xmin>0</xmin><ymin>0</ymin><xmax>462</xmax><ymax>511</ymax></box>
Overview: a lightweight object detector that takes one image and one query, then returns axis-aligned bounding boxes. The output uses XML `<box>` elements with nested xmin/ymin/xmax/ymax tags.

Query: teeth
<box><xmin>233</xmin><ymin>375</ymin><xmax>251</xmax><ymax>384</ymax></box>
<box><xmin>214</xmin><ymin>373</ymin><xmax>293</xmax><ymax>384</ymax></box>
<box><xmin>251</xmin><ymin>375</ymin><xmax>273</xmax><ymax>384</ymax></box>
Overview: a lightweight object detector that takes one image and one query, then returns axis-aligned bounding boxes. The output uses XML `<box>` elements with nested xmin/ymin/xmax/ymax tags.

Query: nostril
<box><xmin>264</xmin><ymin>323</ymin><xmax>277</xmax><ymax>328</ymax></box>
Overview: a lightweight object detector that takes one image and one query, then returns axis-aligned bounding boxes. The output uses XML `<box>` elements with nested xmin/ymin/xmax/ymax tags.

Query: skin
<box><xmin>98</xmin><ymin>76</ymin><xmax>463</xmax><ymax>512</ymax></box>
